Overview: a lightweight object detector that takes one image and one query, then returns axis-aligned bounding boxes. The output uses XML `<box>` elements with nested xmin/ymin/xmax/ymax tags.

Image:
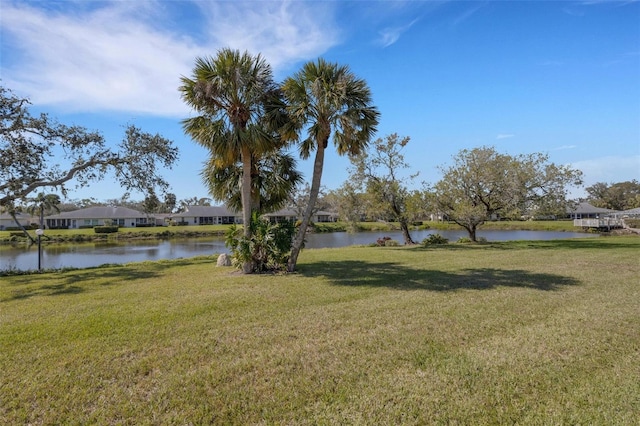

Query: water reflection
<box><xmin>1</xmin><ymin>230</ymin><xmax>593</xmax><ymax>271</ymax></box>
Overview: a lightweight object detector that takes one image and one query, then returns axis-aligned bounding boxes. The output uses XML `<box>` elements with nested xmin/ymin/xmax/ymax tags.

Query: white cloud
<box><xmin>572</xmin><ymin>155</ymin><xmax>640</xmax><ymax>184</ymax></box>
<box><xmin>377</xmin><ymin>18</ymin><xmax>419</xmax><ymax>48</ymax></box>
<box><xmin>196</xmin><ymin>1</ymin><xmax>339</xmax><ymax>72</ymax></box>
<box><xmin>452</xmin><ymin>3</ymin><xmax>484</xmax><ymax>27</ymax></box>
<box><xmin>1</xmin><ymin>1</ymin><xmax>339</xmax><ymax>117</ymax></box>
<box><xmin>552</xmin><ymin>145</ymin><xmax>578</xmax><ymax>151</ymax></box>
<box><xmin>496</xmin><ymin>134</ymin><xmax>515</xmax><ymax>139</ymax></box>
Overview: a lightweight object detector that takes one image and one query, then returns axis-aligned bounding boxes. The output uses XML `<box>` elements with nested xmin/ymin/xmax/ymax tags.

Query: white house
<box><xmin>171</xmin><ymin>205</ymin><xmax>241</xmax><ymax>225</ymax></box>
<box><xmin>263</xmin><ymin>209</ymin><xmax>338</xmax><ymax>223</ymax></box>
<box><xmin>568</xmin><ymin>202</ymin><xmax>618</xmax><ymax>219</ymax></box>
<box><xmin>0</xmin><ymin>212</ymin><xmax>35</xmax><ymax>230</ymax></box>
<box><xmin>45</xmin><ymin>206</ymin><xmax>152</xmax><ymax>229</ymax></box>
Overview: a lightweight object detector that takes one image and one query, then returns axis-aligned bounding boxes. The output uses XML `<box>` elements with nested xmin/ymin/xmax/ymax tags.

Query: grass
<box><xmin>1</xmin><ymin>236</ymin><xmax>638</xmax><ymax>424</ymax></box>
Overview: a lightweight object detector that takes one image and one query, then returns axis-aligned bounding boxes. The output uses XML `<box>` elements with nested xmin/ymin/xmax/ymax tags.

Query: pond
<box><xmin>1</xmin><ymin>229</ymin><xmax>594</xmax><ymax>271</ymax></box>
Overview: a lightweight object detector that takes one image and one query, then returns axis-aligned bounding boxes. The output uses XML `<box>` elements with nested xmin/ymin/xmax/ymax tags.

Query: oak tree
<box><xmin>432</xmin><ymin>146</ymin><xmax>582</xmax><ymax>241</ymax></box>
<box><xmin>0</xmin><ymin>85</ymin><xmax>178</xmax><ymax>227</ymax></box>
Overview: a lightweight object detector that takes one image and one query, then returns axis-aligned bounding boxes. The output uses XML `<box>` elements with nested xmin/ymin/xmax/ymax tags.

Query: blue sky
<box><xmin>2</xmin><ymin>0</ymin><xmax>639</xmax><ymax>203</ymax></box>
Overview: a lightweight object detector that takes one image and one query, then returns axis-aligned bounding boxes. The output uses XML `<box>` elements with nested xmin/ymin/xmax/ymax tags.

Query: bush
<box><xmin>625</xmin><ymin>218</ymin><xmax>640</xmax><ymax>228</ymax></box>
<box><xmin>375</xmin><ymin>236</ymin><xmax>392</xmax><ymax>246</ymax></box>
<box><xmin>94</xmin><ymin>226</ymin><xmax>119</xmax><ymax>234</ymax></box>
<box><xmin>421</xmin><ymin>234</ymin><xmax>449</xmax><ymax>246</ymax></box>
<box><xmin>384</xmin><ymin>239</ymin><xmax>400</xmax><ymax>247</ymax></box>
<box><xmin>225</xmin><ymin>214</ymin><xmax>296</xmax><ymax>273</ymax></box>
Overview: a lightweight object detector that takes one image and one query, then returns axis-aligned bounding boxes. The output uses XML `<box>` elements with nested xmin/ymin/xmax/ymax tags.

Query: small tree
<box><xmin>325</xmin><ymin>183</ymin><xmax>368</xmax><ymax>231</ymax></box>
<box><xmin>432</xmin><ymin>146</ymin><xmax>583</xmax><ymax>241</ymax></box>
<box><xmin>287</xmin><ymin>182</ymin><xmax>328</xmax><ymax>222</ymax></box>
<box><xmin>349</xmin><ymin>133</ymin><xmax>418</xmax><ymax>244</ymax></box>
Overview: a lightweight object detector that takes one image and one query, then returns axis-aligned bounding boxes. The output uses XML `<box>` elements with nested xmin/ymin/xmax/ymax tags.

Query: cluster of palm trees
<box><xmin>179</xmin><ymin>49</ymin><xmax>380</xmax><ymax>273</ymax></box>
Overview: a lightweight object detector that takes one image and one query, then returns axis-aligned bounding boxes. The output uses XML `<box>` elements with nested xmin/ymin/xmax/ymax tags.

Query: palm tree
<box><xmin>180</xmin><ymin>49</ymin><xmax>289</xmax><ymax>273</ymax></box>
<box><xmin>282</xmin><ymin>58</ymin><xmax>380</xmax><ymax>271</ymax></box>
<box><xmin>201</xmin><ymin>150</ymin><xmax>303</xmax><ymax>215</ymax></box>
<box><xmin>26</xmin><ymin>193</ymin><xmax>61</xmax><ymax>228</ymax></box>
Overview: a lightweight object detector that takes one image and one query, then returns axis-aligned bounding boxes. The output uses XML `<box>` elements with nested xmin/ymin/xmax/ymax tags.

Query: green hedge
<box><xmin>94</xmin><ymin>226</ymin><xmax>119</xmax><ymax>234</ymax></box>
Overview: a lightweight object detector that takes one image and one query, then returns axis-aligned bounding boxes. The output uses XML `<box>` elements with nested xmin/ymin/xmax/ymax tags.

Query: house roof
<box><xmin>172</xmin><ymin>205</ymin><xmax>239</xmax><ymax>217</ymax></box>
<box><xmin>263</xmin><ymin>209</ymin><xmax>297</xmax><ymax>217</ymax></box>
<box><xmin>618</xmin><ymin>207</ymin><xmax>640</xmax><ymax>216</ymax></box>
<box><xmin>45</xmin><ymin>206</ymin><xmax>146</xmax><ymax>219</ymax></box>
<box><xmin>569</xmin><ymin>202</ymin><xmax>618</xmax><ymax>214</ymax></box>
<box><xmin>0</xmin><ymin>212</ymin><xmax>34</xmax><ymax>220</ymax></box>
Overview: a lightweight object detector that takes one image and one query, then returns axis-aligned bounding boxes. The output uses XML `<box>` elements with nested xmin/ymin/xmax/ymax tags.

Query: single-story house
<box><xmin>171</xmin><ymin>206</ymin><xmax>339</xmax><ymax>225</ymax></box>
<box><xmin>170</xmin><ymin>205</ymin><xmax>241</xmax><ymax>225</ymax></box>
<box><xmin>568</xmin><ymin>202</ymin><xmax>618</xmax><ymax>219</ymax></box>
<box><xmin>612</xmin><ymin>207</ymin><xmax>640</xmax><ymax>218</ymax></box>
<box><xmin>262</xmin><ymin>209</ymin><xmax>298</xmax><ymax>223</ymax></box>
<box><xmin>262</xmin><ymin>209</ymin><xmax>338</xmax><ymax>223</ymax></box>
<box><xmin>0</xmin><ymin>212</ymin><xmax>36</xmax><ymax>230</ymax></box>
<box><xmin>44</xmin><ymin>206</ymin><xmax>152</xmax><ymax>229</ymax></box>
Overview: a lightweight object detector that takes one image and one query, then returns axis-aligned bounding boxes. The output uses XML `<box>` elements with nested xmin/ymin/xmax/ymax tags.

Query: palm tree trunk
<box><xmin>288</xmin><ymin>141</ymin><xmax>326</xmax><ymax>272</ymax></box>
<box><xmin>241</xmin><ymin>147</ymin><xmax>254</xmax><ymax>273</ymax></box>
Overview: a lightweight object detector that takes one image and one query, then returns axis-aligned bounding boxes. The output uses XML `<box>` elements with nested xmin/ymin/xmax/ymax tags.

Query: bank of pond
<box><xmin>1</xmin><ymin>227</ymin><xmax>598</xmax><ymax>272</ymax></box>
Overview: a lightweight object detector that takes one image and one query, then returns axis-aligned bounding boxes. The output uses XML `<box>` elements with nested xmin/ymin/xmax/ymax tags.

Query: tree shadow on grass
<box><xmin>1</xmin><ymin>257</ymin><xmax>213</xmax><ymax>302</ymax></box>
<box><xmin>299</xmin><ymin>260</ymin><xmax>580</xmax><ymax>292</ymax></box>
<box><xmin>409</xmin><ymin>237</ymin><xmax>638</xmax><ymax>252</ymax></box>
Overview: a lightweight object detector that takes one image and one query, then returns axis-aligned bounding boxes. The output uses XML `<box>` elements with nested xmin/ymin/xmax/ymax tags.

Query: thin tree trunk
<box><xmin>288</xmin><ymin>142</ymin><xmax>326</xmax><ymax>272</ymax></box>
<box><xmin>10</xmin><ymin>211</ymin><xmax>36</xmax><ymax>244</ymax></box>
<box><xmin>468</xmin><ymin>225</ymin><xmax>477</xmax><ymax>242</ymax></box>
<box><xmin>241</xmin><ymin>147</ymin><xmax>254</xmax><ymax>273</ymax></box>
<box><xmin>399</xmin><ymin>217</ymin><xmax>415</xmax><ymax>245</ymax></box>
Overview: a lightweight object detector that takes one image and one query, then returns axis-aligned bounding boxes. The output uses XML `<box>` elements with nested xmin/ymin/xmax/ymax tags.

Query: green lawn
<box><xmin>1</xmin><ymin>236</ymin><xmax>638</xmax><ymax>424</ymax></box>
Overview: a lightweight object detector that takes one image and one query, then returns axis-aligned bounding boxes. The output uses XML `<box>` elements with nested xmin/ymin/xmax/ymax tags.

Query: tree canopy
<box><xmin>0</xmin><ymin>85</ymin><xmax>178</xmax><ymax>213</ymax></box>
<box><xmin>432</xmin><ymin>146</ymin><xmax>583</xmax><ymax>241</ymax></box>
<box><xmin>585</xmin><ymin>180</ymin><xmax>640</xmax><ymax>211</ymax></box>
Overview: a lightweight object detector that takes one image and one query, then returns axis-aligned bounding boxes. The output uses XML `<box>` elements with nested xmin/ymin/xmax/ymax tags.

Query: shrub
<box><xmin>626</xmin><ymin>218</ymin><xmax>640</xmax><ymax>228</ymax></box>
<box><xmin>375</xmin><ymin>236</ymin><xmax>392</xmax><ymax>246</ymax></box>
<box><xmin>225</xmin><ymin>214</ymin><xmax>296</xmax><ymax>273</ymax></box>
<box><xmin>94</xmin><ymin>226</ymin><xmax>119</xmax><ymax>234</ymax></box>
<box><xmin>421</xmin><ymin>234</ymin><xmax>449</xmax><ymax>246</ymax></box>
<box><xmin>384</xmin><ymin>239</ymin><xmax>400</xmax><ymax>247</ymax></box>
